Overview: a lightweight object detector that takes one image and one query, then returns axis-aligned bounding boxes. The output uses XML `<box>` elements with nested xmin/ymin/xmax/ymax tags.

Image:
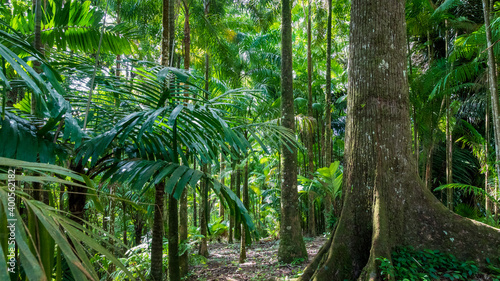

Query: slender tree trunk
<box><xmin>325</xmin><ymin>0</ymin><xmax>333</xmax><ymax>167</ymax></box>
<box><xmin>307</xmin><ymin>1</ymin><xmax>316</xmax><ymax>237</ymax></box>
<box><xmin>301</xmin><ymin>0</ymin><xmax>500</xmax><ymax>279</ymax></box>
<box><xmin>278</xmin><ymin>0</ymin><xmax>308</xmax><ymax>263</ymax></box>
<box><xmin>168</xmin><ymin>193</ymin><xmax>180</xmax><ymax>281</ymax></box>
<box><xmin>150</xmin><ymin>182</ymin><xmax>165</xmax><ymax>281</ymax></box>
<box><xmin>317</xmin><ymin>110</ymin><xmax>322</xmax><ymax>168</ymax></box>
<box><xmin>32</xmin><ymin>0</ymin><xmax>43</xmax><ymax>115</ymax></box>
<box><xmin>483</xmin><ymin>0</ymin><xmax>500</xmax><ymax>218</ymax></box>
<box><xmin>239</xmin><ymin>160</ymin><xmax>249</xmax><ymax>263</ymax></box>
<box><xmin>183</xmin><ymin>0</ymin><xmax>190</xmax><ymax>70</ymax></box>
<box><xmin>220</xmin><ymin>153</ymin><xmax>225</xmax><ymax>219</ymax></box>
<box><xmin>229</xmin><ymin>161</ymin><xmax>235</xmax><ymax>244</ymax></box>
<box><xmin>162</xmin><ymin>0</ymin><xmax>170</xmax><ymax>66</ymax></box>
<box><xmin>198</xmin><ymin>164</ymin><xmax>209</xmax><ymax>257</ymax></box>
<box><xmin>425</xmin><ymin>144</ymin><xmax>434</xmax><ymax>190</ymax></box>
<box><xmin>179</xmin><ymin>188</ymin><xmax>188</xmax><ymax>277</ymax></box>
<box><xmin>306</xmin><ymin>1</ymin><xmax>316</xmax><ymax>238</ymax></box>
<box><xmin>116</xmin><ymin>0</ymin><xmax>122</xmax><ymax>79</ymax></box>
<box><xmin>234</xmin><ymin>164</ymin><xmax>241</xmax><ymax>240</ymax></box>
<box><xmin>134</xmin><ymin>213</ymin><xmax>144</xmax><ymax>246</ymax></box>
<box><xmin>193</xmin><ymin>158</ymin><xmax>198</xmax><ymax>228</ymax></box>
<box><xmin>413</xmin><ymin>107</ymin><xmax>419</xmax><ymax>176</ymax></box>
<box><xmin>486</xmin><ymin>97</ymin><xmax>491</xmax><ymax>214</ymax></box>
<box><xmin>168</xmin><ymin>0</ymin><xmax>175</xmax><ymax>65</ymax></box>
<box><xmin>179</xmin><ymin>2</ymin><xmax>190</xmax><ymax>276</ymax></box>
<box><xmin>445</xmin><ymin>21</ymin><xmax>454</xmax><ymax>210</ymax></box>
<box><xmin>198</xmin><ymin>43</ymin><xmax>210</xmax><ymax>256</ymax></box>
<box><xmin>122</xmin><ymin>201</ymin><xmax>128</xmax><ymax>247</ymax></box>
<box><xmin>107</xmin><ymin>185</ymin><xmax>117</xmax><ymax>279</ymax></box>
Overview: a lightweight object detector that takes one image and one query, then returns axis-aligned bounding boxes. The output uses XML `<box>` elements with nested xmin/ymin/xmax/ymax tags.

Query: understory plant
<box><xmin>377</xmin><ymin>247</ymin><xmax>480</xmax><ymax>281</ymax></box>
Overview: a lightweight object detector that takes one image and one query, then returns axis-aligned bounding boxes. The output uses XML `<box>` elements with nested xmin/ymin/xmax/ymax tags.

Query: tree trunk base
<box><xmin>301</xmin><ymin>176</ymin><xmax>500</xmax><ymax>281</ymax></box>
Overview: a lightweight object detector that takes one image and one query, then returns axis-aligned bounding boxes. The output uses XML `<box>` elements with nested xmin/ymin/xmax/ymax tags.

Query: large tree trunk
<box><xmin>150</xmin><ymin>182</ymin><xmax>165</xmax><ymax>281</ymax></box>
<box><xmin>278</xmin><ymin>0</ymin><xmax>308</xmax><ymax>263</ymax></box>
<box><xmin>300</xmin><ymin>0</ymin><xmax>500</xmax><ymax>280</ymax></box>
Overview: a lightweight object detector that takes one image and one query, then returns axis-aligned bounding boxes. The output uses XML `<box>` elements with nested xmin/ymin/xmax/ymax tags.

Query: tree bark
<box><xmin>325</xmin><ymin>0</ymin><xmax>333</xmax><ymax>168</ymax></box>
<box><xmin>483</xmin><ymin>0</ymin><xmax>500</xmax><ymax>218</ymax></box>
<box><xmin>179</xmin><ymin>2</ymin><xmax>190</xmax><ymax>276</ymax></box>
<box><xmin>300</xmin><ymin>0</ymin><xmax>500</xmax><ymax>279</ymax></box>
<box><xmin>486</xmin><ymin>96</ymin><xmax>492</xmax><ymax>214</ymax></box>
<box><xmin>198</xmin><ymin>165</ymin><xmax>209</xmax><ymax>257</ymax></box>
<box><xmin>168</xmin><ymin>193</ymin><xmax>180</xmax><ymax>281</ymax></box>
<box><xmin>162</xmin><ymin>0</ymin><xmax>169</xmax><ymax>66</ymax></box>
<box><xmin>445</xmin><ymin>22</ymin><xmax>453</xmax><ymax>210</ymax></box>
<box><xmin>306</xmin><ymin>0</ymin><xmax>316</xmax><ymax>238</ymax></box>
<box><xmin>229</xmin><ymin>161</ymin><xmax>235</xmax><ymax>244</ymax></box>
<box><xmin>150</xmin><ymin>182</ymin><xmax>165</xmax><ymax>281</ymax></box>
<box><xmin>122</xmin><ymin>201</ymin><xmax>128</xmax><ymax>247</ymax></box>
<box><xmin>179</xmin><ymin>188</ymin><xmax>188</xmax><ymax>277</ymax></box>
<box><xmin>239</xmin><ymin>160</ymin><xmax>250</xmax><ymax>263</ymax></box>
<box><xmin>278</xmin><ymin>0</ymin><xmax>308</xmax><ymax>263</ymax></box>
<box><xmin>183</xmin><ymin>0</ymin><xmax>190</xmax><ymax>70</ymax></box>
<box><xmin>234</xmin><ymin>163</ymin><xmax>241</xmax><ymax>240</ymax></box>
<box><xmin>193</xmin><ymin>159</ymin><xmax>198</xmax><ymax>228</ymax></box>
<box><xmin>162</xmin><ymin>0</ymin><xmax>175</xmax><ymax>67</ymax></box>
<box><xmin>219</xmin><ymin>154</ymin><xmax>225</xmax><ymax>219</ymax></box>
<box><xmin>134</xmin><ymin>212</ymin><xmax>144</xmax><ymax>246</ymax></box>
<box><xmin>32</xmin><ymin>0</ymin><xmax>44</xmax><ymax>115</ymax></box>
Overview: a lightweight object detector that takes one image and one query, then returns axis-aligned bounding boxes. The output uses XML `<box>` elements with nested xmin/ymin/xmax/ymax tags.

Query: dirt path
<box><xmin>186</xmin><ymin>236</ymin><xmax>328</xmax><ymax>281</ymax></box>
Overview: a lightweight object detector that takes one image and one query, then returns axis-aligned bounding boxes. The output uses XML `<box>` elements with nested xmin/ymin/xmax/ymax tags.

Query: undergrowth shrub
<box><xmin>377</xmin><ymin>247</ymin><xmax>479</xmax><ymax>280</ymax></box>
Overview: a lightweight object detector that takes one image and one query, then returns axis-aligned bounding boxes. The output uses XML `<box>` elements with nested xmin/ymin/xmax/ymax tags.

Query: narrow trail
<box><xmin>187</xmin><ymin>236</ymin><xmax>328</xmax><ymax>281</ymax></box>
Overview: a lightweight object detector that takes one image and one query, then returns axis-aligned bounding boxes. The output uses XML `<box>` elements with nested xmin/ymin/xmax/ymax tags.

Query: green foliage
<box><xmin>0</xmin><ymin>158</ymin><xmax>135</xmax><ymax>281</ymax></box>
<box><xmin>209</xmin><ymin>220</ymin><xmax>229</xmax><ymax>239</ymax></box>
<box><xmin>435</xmin><ymin>183</ymin><xmax>500</xmax><ymax>207</ymax></box>
<box><xmin>377</xmin><ymin>247</ymin><xmax>479</xmax><ymax>281</ymax></box>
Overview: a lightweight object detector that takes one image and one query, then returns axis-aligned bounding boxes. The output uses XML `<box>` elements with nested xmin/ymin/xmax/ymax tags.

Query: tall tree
<box><xmin>239</xmin><ymin>159</ymin><xmax>249</xmax><ymax>263</ymax></box>
<box><xmin>299</xmin><ymin>0</ymin><xmax>500</xmax><ymax>279</ymax></box>
<box><xmin>306</xmin><ymin>0</ymin><xmax>316</xmax><ymax>237</ymax></box>
<box><xmin>179</xmin><ymin>0</ymin><xmax>191</xmax><ymax>276</ymax></box>
<box><xmin>325</xmin><ymin>0</ymin><xmax>332</xmax><ymax>167</ymax></box>
<box><xmin>150</xmin><ymin>182</ymin><xmax>165</xmax><ymax>281</ymax></box>
<box><xmin>482</xmin><ymin>0</ymin><xmax>500</xmax><ymax>217</ymax></box>
<box><xmin>198</xmin><ymin>0</ymin><xmax>211</xmax><ymax>257</ymax></box>
<box><xmin>445</xmin><ymin>21</ymin><xmax>453</xmax><ymax>210</ymax></box>
<box><xmin>277</xmin><ymin>0</ymin><xmax>308</xmax><ymax>263</ymax></box>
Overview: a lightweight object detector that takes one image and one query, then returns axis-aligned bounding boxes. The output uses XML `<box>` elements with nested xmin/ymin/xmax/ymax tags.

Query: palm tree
<box><xmin>277</xmin><ymin>0</ymin><xmax>308</xmax><ymax>263</ymax></box>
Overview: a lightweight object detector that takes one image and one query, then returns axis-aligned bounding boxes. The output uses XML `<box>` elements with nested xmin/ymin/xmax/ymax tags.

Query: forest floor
<box><xmin>186</xmin><ymin>235</ymin><xmax>328</xmax><ymax>281</ymax></box>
